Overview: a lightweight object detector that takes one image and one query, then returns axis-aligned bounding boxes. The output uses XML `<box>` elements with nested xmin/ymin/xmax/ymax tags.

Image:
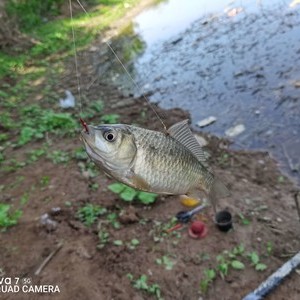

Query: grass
<box><xmin>77</xmin><ymin>204</ymin><xmax>107</xmax><ymax>226</ymax></box>
<box><xmin>127</xmin><ymin>274</ymin><xmax>163</xmax><ymax>300</ymax></box>
<box><xmin>0</xmin><ymin>204</ymin><xmax>22</xmax><ymax>231</ymax></box>
<box><xmin>199</xmin><ymin>243</ymin><xmax>269</xmax><ymax>294</ymax></box>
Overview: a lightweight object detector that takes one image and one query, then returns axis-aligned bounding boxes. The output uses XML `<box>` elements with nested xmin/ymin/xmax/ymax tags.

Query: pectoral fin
<box><xmin>130</xmin><ymin>173</ymin><xmax>150</xmax><ymax>191</ymax></box>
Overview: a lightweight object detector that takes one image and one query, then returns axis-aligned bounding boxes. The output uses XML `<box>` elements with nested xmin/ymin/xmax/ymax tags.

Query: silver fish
<box><xmin>80</xmin><ymin>119</ymin><xmax>229</xmax><ymax>208</ymax></box>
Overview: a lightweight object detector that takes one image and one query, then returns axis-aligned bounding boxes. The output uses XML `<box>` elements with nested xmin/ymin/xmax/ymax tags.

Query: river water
<box><xmin>129</xmin><ymin>0</ymin><xmax>300</xmax><ymax>185</ymax></box>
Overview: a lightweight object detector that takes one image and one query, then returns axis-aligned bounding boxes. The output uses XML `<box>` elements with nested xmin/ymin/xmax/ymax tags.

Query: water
<box><xmin>129</xmin><ymin>0</ymin><xmax>300</xmax><ymax>184</ymax></box>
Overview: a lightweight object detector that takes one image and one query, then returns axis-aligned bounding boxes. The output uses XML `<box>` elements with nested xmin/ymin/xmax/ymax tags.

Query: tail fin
<box><xmin>209</xmin><ymin>178</ymin><xmax>230</xmax><ymax>212</ymax></box>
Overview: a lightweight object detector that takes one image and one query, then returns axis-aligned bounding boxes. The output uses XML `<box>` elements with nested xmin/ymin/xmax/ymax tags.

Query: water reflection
<box><xmin>131</xmin><ymin>0</ymin><xmax>300</xmax><ymax>183</ymax></box>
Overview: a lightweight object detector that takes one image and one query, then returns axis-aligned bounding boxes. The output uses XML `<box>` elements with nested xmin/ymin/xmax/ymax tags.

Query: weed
<box><xmin>113</xmin><ymin>240</ymin><xmax>123</xmax><ymax>246</ymax></box>
<box><xmin>106</xmin><ymin>213</ymin><xmax>121</xmax><ymax>229</ymax></box>
<box><xmin>97</xmin><ymin>230</ymin><xmax>109</xmax><ymax>249</ymax></box>
<box><xmin>89</xmin><ymin>182</ymin><xmax>99</xmax><ymax>191</ymax></box>
<box><xmin>248</xmin><ymin>251</ymin><xmax>267</xmax><ymax>271</ymax></box>
<box><xmin>27</xmin><ymin>148</ymin><xmax>46</xmax><ymax>162</ymax></box>
<box><xmin>73</xmin><ymin>147</ymin><xmax>88</xmax><ymax>161</ymax></box>
<box><xmin>77</xmin><ymin>204</ymin><xmax>107</xmax><ymax>226</ymax></box>
<box><xmin>81</xmin><ymin>100</ymin><xmax>104</xmax><ymax>119</ymax></box>
<box><xmin>238</xmin><ymin>212</ymin><xmax>251</xmax><ymax>225</ymax></box>
<box><xmin>130</xmin><ymin>274</ymin><xmax>163</xmax><ymax>300</ymax></box>
<box><xmin>108</xmin><ymin>182</ymin><xmax>157</xmax><ymax>204</ymax></box>
<box><xmin>266</xmin><ymin>241</ymin><xmax>273</xmax><ymax>256</ymax></box>
<box><xmin>20</xmin><ymin>193</ymin><xmax>29</xmax><ymax>205</ymax></box>
<box><xmin>0</xmin><ymin>134</ymin><xmax>8</xmax><ymax>142</ymax></box>
<box><xmin>200</xmin><ymin>269</ymin><xmax>216</xmax><ymax>294</ymax></box>
<box><xmin>156</xmin><ymin>255</ymin><xmax>175</xmax><ymax>270</ymax></box>
<box><xmin>0</xmin><ymin>204</ymin><xmax>22</xmax><ymax>230</ymax></box>
<box><xmin>40</xmin><ymin>176</ymin><xmax>50</xmax><ymax>188</ymax></box>
<box><xmin>127</xmin><ymin>238</ymin><xmax>140</xmax><ymax>250</ymax></box>
<box><xmin>18</xmin><ymin>105</ymin><xmax>77</xmax><ymax>146</ymax></box>
<box><xmin>101</xmin><ymin>114</ymin><xmax>120</xmax><ymax>124</ymax></box>
<box><xmin>47</xmin><ymin>150</ymin><xmax>70</xmax><ymax>164</ymax></box>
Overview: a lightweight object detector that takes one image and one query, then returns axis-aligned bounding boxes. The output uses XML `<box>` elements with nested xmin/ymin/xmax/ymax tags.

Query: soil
<box><xmin>1</xmin><ymin>3</ymin><xmax>300</xmax><ymax>300</ymax></box>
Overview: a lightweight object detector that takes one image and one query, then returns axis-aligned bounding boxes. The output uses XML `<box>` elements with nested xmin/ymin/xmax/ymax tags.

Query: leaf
<box><xmin>108</xmin><ymin>183</ymin><xmax>126</xmax><ymax>194</ymax></box>
<box><xmin>205</xmin><ymin>269</ymin><xmax>216</xmax><ymax>281</ymax></box>
<box><xmin>120</xmin><ymin>186</ymin><xmax>137</xmax><ymax>201</ymax></box>
<box><xmin>249</xmin><ymin>252</ymin><xmax>260</xmax><ymax>265</ymax></box>
<box><xmin>113</xmin><ymin>240</ymin><xmax>123</xmax><ymax>246</ymax></box>
<box><xmin>231</xmin><ymin>260</ymin><xmax>245</xmax><ymax>270</ymax></box>
<box><xmin>137</xmin><ymin>192</ymin><xmax>157</xmax><ymax>204</ymax></box>
<box><xmin>255</xmin><ymin>263</ymin><xmax>267</xmax><ymax>271</ymax></box>
<box><xmin>131</xmin><ymin>238</ymin><xmax>140</xmax><ymax>246</ymax></box>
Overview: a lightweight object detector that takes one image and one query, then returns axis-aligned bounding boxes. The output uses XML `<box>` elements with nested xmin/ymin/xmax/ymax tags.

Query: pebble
<box><xmin>196</xmin><ymin>116</ymin><xmax>217</xmax><ymax>127</ymax></box>
<box><xmin>276</xmin><ymin>217</ymin><xmax>283</xmax><ymax>223</ymax></box>
<box><xmin>225</xmin><ymin>124</ymin><xmax>246</xmax><ymax>137</ymax></box>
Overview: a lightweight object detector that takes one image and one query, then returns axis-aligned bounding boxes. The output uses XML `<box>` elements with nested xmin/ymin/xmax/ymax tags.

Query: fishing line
<box><xmin>70</xmin><ymin>0</ymin><xmax>167</xmax><ymax>132</ymax></box>
<box><xmin>69</xmin><ymin>0</ymin><xmax>82</xmax><ymax>114</ymax></box>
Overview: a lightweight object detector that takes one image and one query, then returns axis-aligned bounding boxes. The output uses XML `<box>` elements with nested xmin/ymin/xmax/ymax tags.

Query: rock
<box><xmin>40</xmin><ymin>213</ymin><xmax>58</xmax><ymax>232</ymax></box>
<box><xmin>196</xmin><ymin>116</ymin><xmax>217</xmax><ymax>127</ymax></box>
<box><xmin>59</xmin><ymin>90</ymin><xmax>75</xmax><ymax>108</ymax></box>
<box><xmin>225</xmin><ymin>124</ymin><xmax>245</xmax><ymax>137</ymax></box>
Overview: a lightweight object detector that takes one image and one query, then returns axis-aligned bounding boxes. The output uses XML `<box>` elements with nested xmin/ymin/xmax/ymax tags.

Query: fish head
<box><xmin>81</xmin><ymin>124</ymin><xmax>137</xmax><ymax>172</ymax></box>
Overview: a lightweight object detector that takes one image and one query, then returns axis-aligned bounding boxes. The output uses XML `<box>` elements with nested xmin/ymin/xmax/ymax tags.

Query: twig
<box><xmin>35</xmin><ymin>241</ymin><xmax>64</xmax><ymax>276</ymax></box>
<box><xmin>294</xmin><ymin>191</ymin><xmax>300</xmax><ymax>223</ymax></box>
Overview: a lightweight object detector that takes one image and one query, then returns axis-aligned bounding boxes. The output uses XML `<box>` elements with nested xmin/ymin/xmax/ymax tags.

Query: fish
<box><xmin>80</xmin><ymin>119</ymin><xmax>230</xmax><ymax>209</ymax></box>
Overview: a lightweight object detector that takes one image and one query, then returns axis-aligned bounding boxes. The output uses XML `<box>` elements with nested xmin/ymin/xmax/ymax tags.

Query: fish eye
<box><xmin>103</xmin><ymin>131</ymin><xmax>116</xmax><ymax>142</ymax></box>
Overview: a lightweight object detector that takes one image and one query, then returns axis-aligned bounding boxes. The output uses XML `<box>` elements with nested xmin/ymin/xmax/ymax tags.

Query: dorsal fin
<box><xmin>167</xmin><ymin>119</ymin><xmax>207</xmax><ymax>164</ymax></box>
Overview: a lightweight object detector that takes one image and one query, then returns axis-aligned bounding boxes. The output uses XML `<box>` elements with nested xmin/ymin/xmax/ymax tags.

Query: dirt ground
<box><xmin>1</xmin><ymin>3</ymin><xmax>300</xmax><ymax>299</ymax></box>
<box><xmin>1</xmin><ymin>71</ymin><xmax>300</xmax><ymax>300</ymax></box>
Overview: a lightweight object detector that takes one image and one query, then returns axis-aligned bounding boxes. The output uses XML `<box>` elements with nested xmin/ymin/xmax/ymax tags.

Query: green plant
<box><xmin>98</xmin><ymin>230</ymin><xmax>110</xmax><ymax>249</ymax></box>
<box><xmin>131</xmin><ymin>274</ymin><xmax>162</xmax><ymax>300</ymax></box>
<box><xmin>113</xmin><ymin>240</ymin><xmax>123</xmax><ymax>246</ymax></box>
<box><xmin>106</xmin><ymin>213</ymin><xmax>121</xmax><ymax>229</ymax></box>
<box><xmin>77</xmin><ymin>204</ymin><xmax>107</xmax><ymax>226</ymax></box>
<box><xmin>18</xmin><ymin>105</ymin><xmax>77</xmax><ymax>146</ymax></box>
<box><xmin>101</xmin><ymin>114</ymin><xmax>120</xmax><ymax>124</ymax></box>
<box><xmin>40</xmin><ymin>176</ymin><xmax>50</xmax><ymax>188</ymax></box>
<box><xmin>127</xmin><ymin>238</ymin><xmax>140</xmax><ymax>250</ymax></box>
<box><xmin>200</xmin><ymin>269</ymin><xmax>216</xmax><ymax>294</ymax></box>
<box><xmin>89</xmin><ymin>182</ymin><xmax>99</xmax><ymax>191</ymax></box>
<box><xmin>20</xmin><ymin>193</ymin><xmax>29</xmax><ymax>205</ymax></box>
<box><xmin>0</xmin><ymin>204</ymin><xmax>22</xmax><ymax>230</ymax></box>
<box><xmin>266</xmin><ymin>241</ymin><xmax>273</xmax><ymax>256</ymax></box>
<box><xmin>47</xmin><ymin>150</ymin><xmax>70</xmax><ymax>164</ymax></box>
<box><xmin>248</xmin><ymin>251</ymin><xmax>267</xmax><ymax>271</ymax></box>
<box><xmin>156</xmin><ymin>255</ymin><xmax>175</xmax><ymax>270</ymax></box>
<box><xmin>27</xmin><ymin>148</ymin><xmax>46</xmax><ymax>162</ymax></box>
<box><xmin>238</xmin><ymin>212</ymin><xmax>251</xmax><ymax>225</ymax></box>
<box><xmin>108</xmin><ymin>182</ymin><xmax>157</xmax><ymax>204</ymax></box>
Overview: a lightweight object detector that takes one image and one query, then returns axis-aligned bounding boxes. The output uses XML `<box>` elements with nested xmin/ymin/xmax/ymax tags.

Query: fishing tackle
<box><xmin>80</xmin><ymin>118</ymin><xmax>89</xmax><ymax>134</ymax></box>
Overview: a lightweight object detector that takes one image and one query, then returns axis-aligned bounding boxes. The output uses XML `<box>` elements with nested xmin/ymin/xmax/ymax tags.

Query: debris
<box><xmin>196</xmin><ymin>116</ymin><xmax>217</xmax><ymax>128</ymax></box>
<box><xmin>180</xmin><ymin>196</ymin><xmax>200</xmax><ymax>207</ymax></box>
<box><xmin>59</xmin><ymin>90</ymin><xmax>75</xmax><ymax>108</ymax></box>
<box><xmin>40</xmin><ymin>213</ymin><xmax>58</xmax><ymax>232</ymax></box>
<box><xmin>294</xmin><ymin>81</ymin><xmax>300</xmax><ymax>88</ymax></box>
<box><xmin>35</xmin><ymin>241</ymin><xmax>64</xmax><ymax>276</ymax></box>
<box><xmin>225</xmin><ymin>124</ymin><xmax>245</xmax><ymax>137</ymax></box>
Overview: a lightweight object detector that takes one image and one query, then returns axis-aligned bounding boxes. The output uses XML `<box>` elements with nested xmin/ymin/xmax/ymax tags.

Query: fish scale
<box><xmin>129</xmin><ymin>126</ymin><xmax>211</xmax><ymax>194</ymax></box>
